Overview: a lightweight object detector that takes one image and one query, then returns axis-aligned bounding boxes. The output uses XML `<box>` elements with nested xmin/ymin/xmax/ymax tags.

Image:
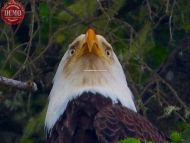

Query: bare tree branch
<box><xmin>169</xmin><ymin>0</ymin><xmax>176</xmax><ymax>42</ymax></box>
<box><xmin>146</xmin><ymin>0</ymin><xmax>153</xmax><ymax>22</ymax></box>
<box><xmin>0</xmin><ymin>76</ymin><xmax>37</xmax><ymax>92</ymax></box>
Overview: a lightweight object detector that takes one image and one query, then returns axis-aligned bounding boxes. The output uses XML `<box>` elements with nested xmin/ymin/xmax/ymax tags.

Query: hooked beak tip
<box><xmin>86</xmin><ymin>28</ymin><xmax>97</xmax><ymax>52</ymax></box>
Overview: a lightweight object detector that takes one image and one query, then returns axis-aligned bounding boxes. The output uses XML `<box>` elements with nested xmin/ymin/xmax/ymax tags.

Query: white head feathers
<box><xmin>45</xmin><ymin>32</ymin><xmax>137</xmax><ymax>131</ymax></box>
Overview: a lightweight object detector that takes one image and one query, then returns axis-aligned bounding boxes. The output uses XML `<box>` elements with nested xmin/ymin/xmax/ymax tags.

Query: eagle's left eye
<box><xmin>105</xmin><ymin>49</ymin><xmax>112</xmax><ymax>57</ymax></box>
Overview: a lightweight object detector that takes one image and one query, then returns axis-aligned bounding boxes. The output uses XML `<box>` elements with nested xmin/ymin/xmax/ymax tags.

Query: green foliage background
<box><xmin>0</xmin><ymin>0</ymin><xmax>190</xmax><ymax>143</ymax></box>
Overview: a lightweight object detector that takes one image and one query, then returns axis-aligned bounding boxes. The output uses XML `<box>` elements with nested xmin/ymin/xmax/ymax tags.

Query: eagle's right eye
<box><xmin>69</xmin><ymin>49</ymin><xmax>75</xmax><ymax>56</ymax></box>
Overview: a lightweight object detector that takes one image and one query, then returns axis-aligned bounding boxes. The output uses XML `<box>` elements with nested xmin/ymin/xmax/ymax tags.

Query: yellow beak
<box><xmin>76</xmin><ymin>28</ymin><xmax>105</xmax><ymax>58</ymax></box>
<box><xmin>85</xmin><ymin>28</ymin><xmax>98</xmax><ymax>53</ymax></box>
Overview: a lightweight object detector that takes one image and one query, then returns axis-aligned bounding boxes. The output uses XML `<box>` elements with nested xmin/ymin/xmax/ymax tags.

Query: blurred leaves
<box><xmin>127</xmin><ymin>23</ymin><xmax>153</xmax><ymax>59</ymax></box>
<box><xmin>20</xmin><ymin>105</ymin><xmax>47</xmax><ymax>143</ymax></box>
<box><xmin>145</xmin><ymin>42</ymin><xmax>170</xmax><ymax>69</ymax></box>
<box><xmin>170</xmin><ymin>131</ymin><xmax>182</xmax><ymax>143</ymax></box>
<box><xmin>173</xmin><ymin>122</ymin><xmax>190</xmax><ymax>143</ymax></box>
<box><xmin>118</xmin><ymin>138</ymin><xmax>141</xmax><ymax>143</ymax></box>
<box><xmin>39</xmin><ymin>3</ymin><xmax>50</xmax><ymax>20</ymax></box>
<box><xmin>54</xmin><ymin>33</ymin><xmax>65</xmax><ymax>43</ymax></box>
<box><xmin>118</xmin><ymin>137</ymin><xmax>155</xmax><ymax>143</ymax></box>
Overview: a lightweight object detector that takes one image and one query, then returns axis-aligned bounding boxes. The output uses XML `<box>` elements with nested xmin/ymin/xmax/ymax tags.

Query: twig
<box><xmin>153</xmin><ymin>15</ymin><xmax>167</xmax><ymax>29</ymax></box>
<box><xmin>160</xmin><ymin>77</ymin><xmax>189</xmax><ymax>110</ymax></box>
<box><xmin>145</xmin><ymin>0</ymin><xmax>153</xmax><ymax>22</ymax></box>
<box><xmin>97</xmin><ymin>0</ymin><xmax>111</xmax><ymax>21</ymax></box>
<box><xmin>140</xmin><ymin>60</ymin><xmax>190</xmax><ymax>111</ymax></box>
<box><xmin>159</xmin><ymin>92</ymin><xmax>186</xmax><ymax>122</ymax></box>
<box><xmin>0</xmin><ymin>28</ymin><xmax>10</xmax><ymax>54</ymax></box>
<box><xmin>0</xmin><ymin>76</ymin><xmax>37</xmax><ymax>92</ymax></box>
<box><xmin>112</xmin><ymin>18</ymin><xmax>136</xmax><ymax>48</ymax></box>
<box><xmin>169</xmin><ymin>0</ymin><xmax>175</xmax><ymax>42</ymax></box>
<box><xmin>140</xmin><ymin>80</ymin><xmax>155</xmax><ymax>97</ymax></box>
<box><xmin>165</xmin><ymin>0</ymin><xmax>170</xmax><ymax>14</ymax></box>
<box><xmin>12</xmin><ymin>0</ymin><xmax>36</xmax><ymax>78</ymax></box>
<box><xmin>1</xmin><ymin>42</ymin><xmax>28</xmax><ymax>70</ymax></box>
<box><xmin>61</xmin><ymin>5</ymin><xmax>96</xmax><ymax>26</ymax></box>
<box><xmin>32</xmin><ymin>22</ymin><xmax>81</xmax><ymax>63</ymax></box>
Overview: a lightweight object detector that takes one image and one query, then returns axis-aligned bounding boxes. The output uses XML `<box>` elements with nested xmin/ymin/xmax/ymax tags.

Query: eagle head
<box><xmin>45</xmin><ymin>28</ymin><xmax>137</xmax><ymax>131</ymax></box>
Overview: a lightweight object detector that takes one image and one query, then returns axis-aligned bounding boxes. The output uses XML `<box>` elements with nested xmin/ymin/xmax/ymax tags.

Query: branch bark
<box><xmin>0</xmin><ymin>76</ymin><xmax>37</xmax><ymax>92</ymax></box>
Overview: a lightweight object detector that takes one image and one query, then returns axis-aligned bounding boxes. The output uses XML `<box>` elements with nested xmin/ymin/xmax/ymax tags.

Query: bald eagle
<box><xmin>45</xmin><ymin>28</ymin><xmax>168</xmax><ymax>143</ymax></box>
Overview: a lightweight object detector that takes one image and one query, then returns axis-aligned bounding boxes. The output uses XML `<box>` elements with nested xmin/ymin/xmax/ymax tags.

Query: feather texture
<box><xmin>94</xmin><ymin>105</ymin><xmax>168</xmax><ymax>143</ymax></box>
<box><xmin>47</xmin><ymin>92</ymin><xmax>168</xmax><ymax>143</ymax></box>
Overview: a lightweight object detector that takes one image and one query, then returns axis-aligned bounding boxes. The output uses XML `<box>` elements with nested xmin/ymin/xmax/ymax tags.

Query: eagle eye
<box><xmin>69</xmin><ymin>49</ymin><xmax>75</xmax><ymax>56</ymax></box>
<box><xmin>105</xmin><ymin>49</ymin><xmax>112</xmax><ymax>57</ymax></box>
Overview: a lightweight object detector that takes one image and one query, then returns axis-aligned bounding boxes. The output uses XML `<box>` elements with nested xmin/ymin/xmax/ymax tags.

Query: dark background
<box><xmin>0</xmin><ymin>0</ymin><xmax>190</xmax><ymax>142</ymax></box>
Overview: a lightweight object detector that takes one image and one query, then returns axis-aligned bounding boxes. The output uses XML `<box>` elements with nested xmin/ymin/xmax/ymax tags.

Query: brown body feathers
<box><xmin>47</xmin><ymin>92</ymin><xmax>168</xmax><ymax>143</ymax></box>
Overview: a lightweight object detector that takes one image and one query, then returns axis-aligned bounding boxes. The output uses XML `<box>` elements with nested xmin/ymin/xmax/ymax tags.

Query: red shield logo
<box><xmin>1</xmin><ymin>0</ymin><xmax>25</xmax><ymax>25</ymax></box>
